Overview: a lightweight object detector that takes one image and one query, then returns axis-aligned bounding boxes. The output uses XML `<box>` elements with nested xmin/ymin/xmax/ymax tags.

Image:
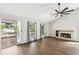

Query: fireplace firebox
<box><xmin>60</xmin><ymin>33</ymin><xmax>71</xmax><ymax>38</ymax></box>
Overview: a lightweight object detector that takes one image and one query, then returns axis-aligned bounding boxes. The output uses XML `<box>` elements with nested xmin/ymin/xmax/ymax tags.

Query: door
<box><xmin>28</xmin><ymin>22</ymin><xmax>37</xmax><ymax>42</ymax></box>
<box><xmin>40</xmin><ymin>24</ymin><xmax>45</xmax><ymax>38</ymax></box>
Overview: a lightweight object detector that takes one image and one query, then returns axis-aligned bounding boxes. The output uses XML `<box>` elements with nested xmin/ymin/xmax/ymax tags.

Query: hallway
<box><xmin>0</xmin><ymin>37</ymin><xmax>79</xmax><ymax>55</ymax></box>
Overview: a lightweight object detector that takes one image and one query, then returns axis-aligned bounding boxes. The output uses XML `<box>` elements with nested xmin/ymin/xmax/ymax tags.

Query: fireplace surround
<box><xmin>56</xmin><ymin>30</ymin><xmax>73</xmax><ymax>40</ymax></box>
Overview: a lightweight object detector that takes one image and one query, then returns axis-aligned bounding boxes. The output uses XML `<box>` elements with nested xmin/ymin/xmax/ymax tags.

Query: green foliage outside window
<box><xmin>0</xmin><ymin>23</ymin><xmax>6</xmax><ymax>29</ymax></box>
<box><xmin>30</xmin><ymin>24</ymin><xmax>35</xmax><ymax>32</ymax></box>
<box><xmin>0</xmin><ymin>23</ymin><xmax>17</xmax><ymax>33</ymax></box>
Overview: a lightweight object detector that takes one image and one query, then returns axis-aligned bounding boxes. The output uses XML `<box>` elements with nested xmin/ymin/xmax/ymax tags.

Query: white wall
<box><xmin>44</xmin><ymin>23</ymin><xmax>50</xmax><ymax>36</ymax></box>
<box><xmin>47</xmin><ymin>8</ymin><xmax>79</xmax><ymax>41</ymax></box>
<box><xmin>36</xmin><ymin>21</ymin><xmax>41</xmax><ymax>39</ymax></box>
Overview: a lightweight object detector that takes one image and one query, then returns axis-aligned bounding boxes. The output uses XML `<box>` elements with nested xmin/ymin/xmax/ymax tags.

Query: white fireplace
<box><xmin>56</xmin><ymin>30</ymin><xmax>73</xmax><ymax>40</ymax></box>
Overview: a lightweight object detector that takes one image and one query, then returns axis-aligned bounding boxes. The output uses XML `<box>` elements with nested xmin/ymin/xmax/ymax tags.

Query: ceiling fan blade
<box><xmin>65</xmin><ymin>9</ymin><xmax>74</xmax><ymax>12</ymax></box>
<box><xmin>63</xmin><ymin>12</ymin><xmax>70</xmax><ymax>15</ymax></box>
<box><xmin>55</xmin><ymin>10</ymin><xmax>59</xmax><ymax>13</ymax></box>
<box><xmin>61</xmin><ymin>7</ymin><xmax>69</xmax><ymax>12</ymax></box>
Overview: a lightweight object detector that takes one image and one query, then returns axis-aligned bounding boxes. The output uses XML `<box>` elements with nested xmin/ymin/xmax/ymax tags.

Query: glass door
<box><xmin>40</xmin><ymin>24</ymin><xmax>45</xmax><ymax>38</ymax></box>
<box><xmin>28</xmin><ymin>22</ymin><xmax>37</xmax><ymax>41</ymax></box>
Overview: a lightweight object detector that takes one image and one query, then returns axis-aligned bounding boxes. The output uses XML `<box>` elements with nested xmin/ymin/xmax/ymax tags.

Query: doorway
<box><xmin>40</xmin><ymin>24</ymin><xmax>45</xmax><ymax>38</ymax></box>
<box><xmin>0</xmin><ymin>19</ymin><xmax>17</xmax><ymax>49</ymax></box>
<box><xmin>27</xmin><ymin>22</ymin><xmax>37</xmax><ymax>42</ymax></box>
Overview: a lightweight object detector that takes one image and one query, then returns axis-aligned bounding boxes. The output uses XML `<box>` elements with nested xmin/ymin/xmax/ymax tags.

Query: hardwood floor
<box><xmin>0</xmin><ymin>37</ymin><xmax>79</xmax><ymax>55</ymax></box>
<box><xmin>1</xmin><ymin>37</ymin><xmax>17</xmax><ymax>49</ymax></box>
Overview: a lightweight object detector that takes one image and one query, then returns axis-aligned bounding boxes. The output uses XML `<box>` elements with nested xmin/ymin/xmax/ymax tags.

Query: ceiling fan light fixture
<box><xmin>58</xmin><ymin>3</ymin><xmax>60</xmax><ymax>5</ymax></box>
<box><xmin>50</xmin><ymin>3</ymin><xmax>74</xmax><ymax>18</ymax></box>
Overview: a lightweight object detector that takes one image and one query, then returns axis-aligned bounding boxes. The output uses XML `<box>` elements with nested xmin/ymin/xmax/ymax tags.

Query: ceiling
<box><xmin>0</xmin><ymin>3</ymin><xmax>79</xmax><ymax>23</ymax></box>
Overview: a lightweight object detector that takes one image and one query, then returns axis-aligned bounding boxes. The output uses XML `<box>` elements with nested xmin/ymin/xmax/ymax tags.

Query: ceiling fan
<box><xmin>50</xmin><ymin>3</ymin><xmax>74</xmax><ymax>17</ymax></box>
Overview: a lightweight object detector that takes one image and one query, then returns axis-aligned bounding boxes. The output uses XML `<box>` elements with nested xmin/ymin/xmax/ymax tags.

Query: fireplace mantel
<box><xmin>57</xmin><ymin>30</ymin><xmax>73</xmax><ymax>32</ymax></box>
